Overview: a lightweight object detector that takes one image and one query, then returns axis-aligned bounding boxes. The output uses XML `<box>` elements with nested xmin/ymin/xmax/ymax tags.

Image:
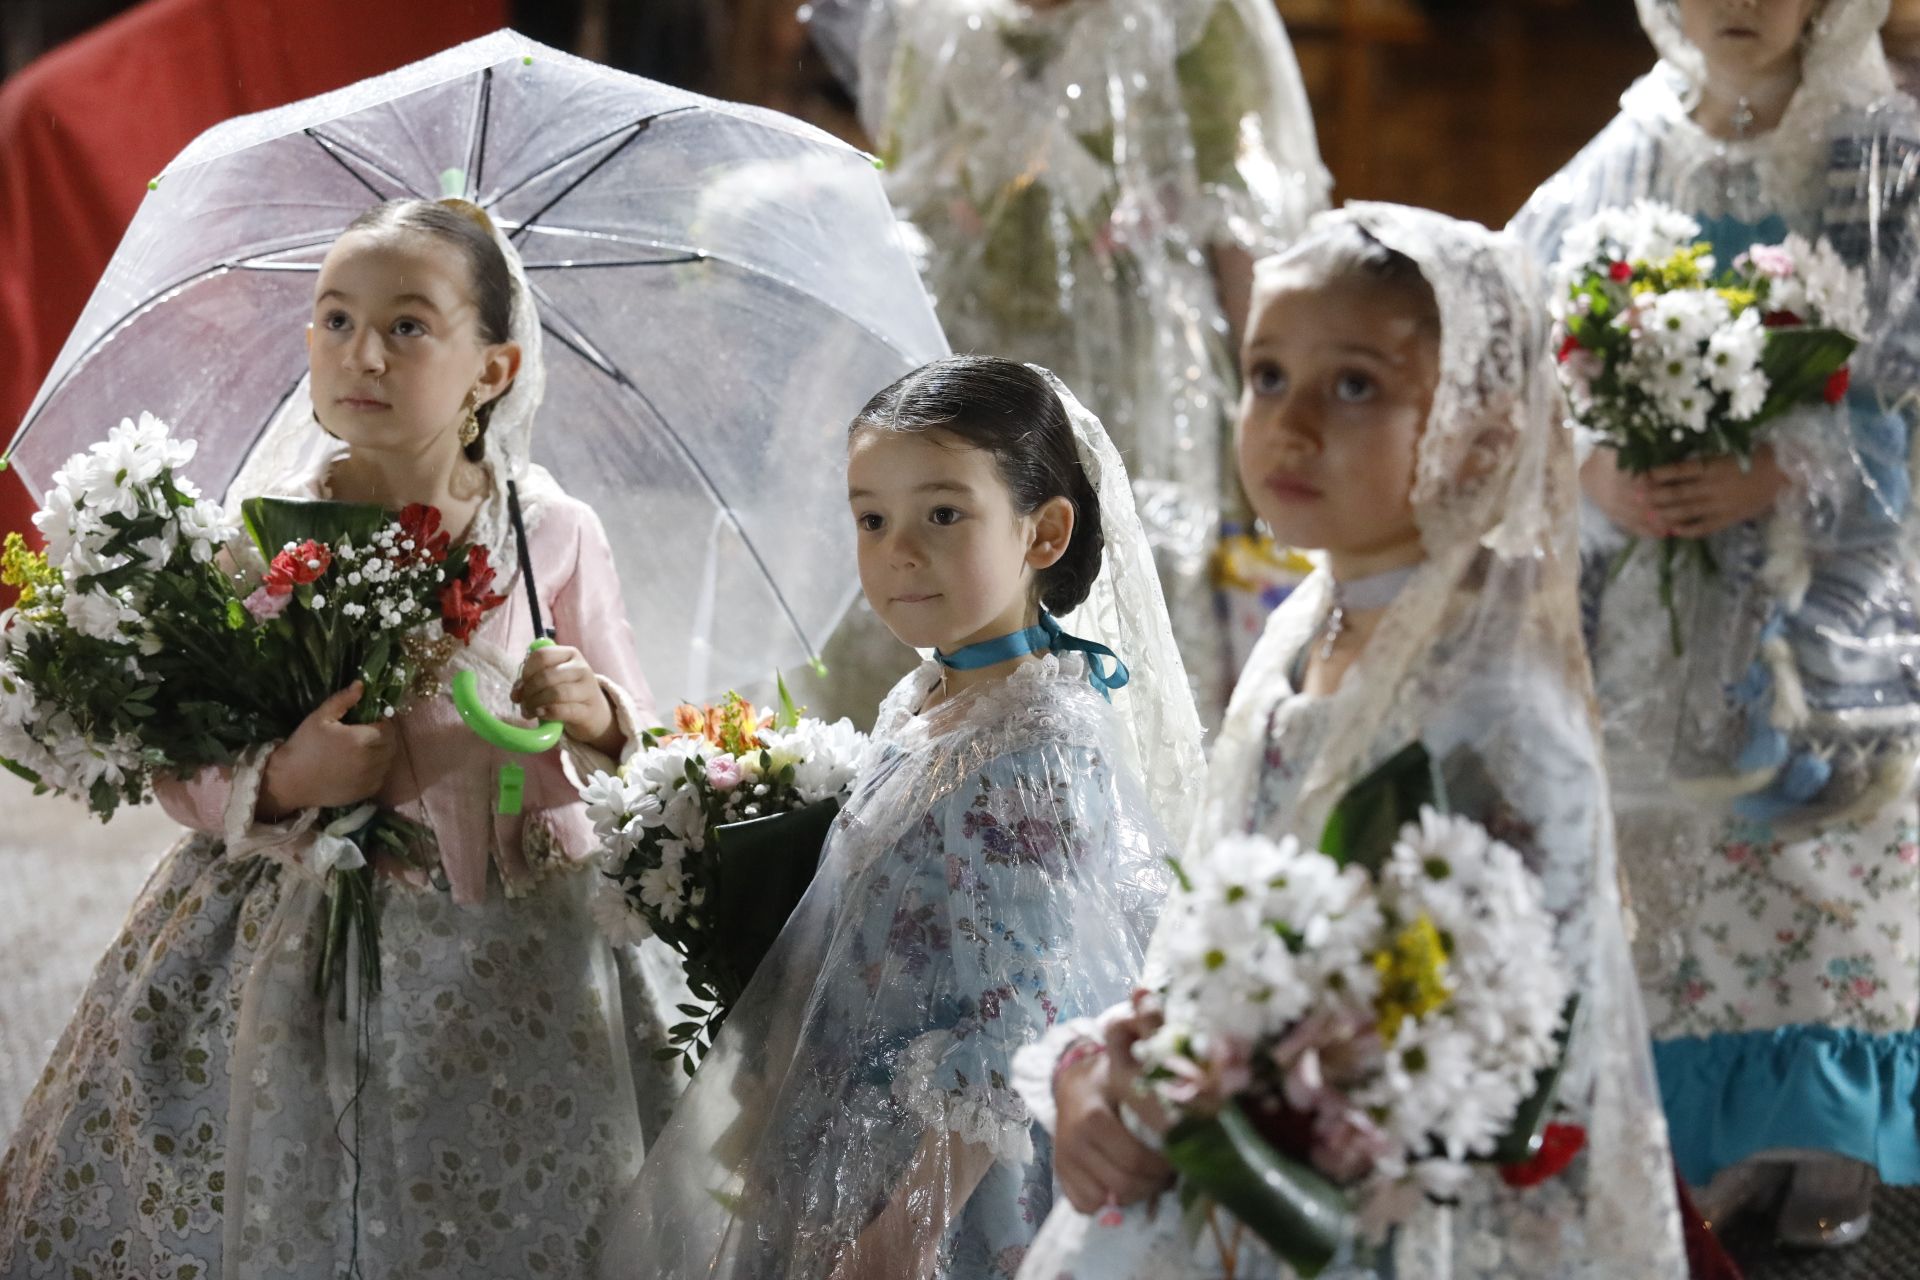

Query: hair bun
<box><xmin>437</xmin><ymin>197</ymin><xmax>498</xmax><ymax>236</ymax></box>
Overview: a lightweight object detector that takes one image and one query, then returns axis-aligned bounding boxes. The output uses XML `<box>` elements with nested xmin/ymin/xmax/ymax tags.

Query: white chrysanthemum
<box><xmin>1782</xmin><ymin>233</ymin><xmax>1869</xmax><ymax>334</ymax></box>
<box><xmin>580</xmin><ymin>769</ymin><xmax>636</xmax><ymax>834</ymax></box>
<box><xmin>60</xmin><ymin>587</ymin><xmax>140</xmax><ymax>643</ymax></box>
<box><xmin>587</xmin><ymin>877</ymin><xmax>655</xmax><ymax>944</ymax></box>
<box><xmin>1639</xmin><ymin>287</ymin><xmax>1729</xmax><ymax>348</ymax></box>
<box><xmin>636</xmin><ymin>861</ymin><xmax>689</xmax><ymax>921</ymax></box>
<box><xmin>764</xmin><ymin>716</ymin><xmax>873</xmax><ymax>803</ymax></box>
<box><xmin>633</xmin><ymin>737</ymin><xmax>706</xmax><ymax>795</ymax></box>
<box><xmin>1706</xmin><ymin>306</ymin><xmax>1765</xmax><ymax>391</ymax></box>
<box><xmin>1555</xmin><ymin>198</ymin><xmax>1702</xmax><ymax>283</ymax></box>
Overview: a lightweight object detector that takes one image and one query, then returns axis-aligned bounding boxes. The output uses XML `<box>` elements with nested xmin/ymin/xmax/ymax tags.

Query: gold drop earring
<box><xmin>459</xmin><ymin>389</ymin><xmax>482</xmax><ymax>448</ymax></box>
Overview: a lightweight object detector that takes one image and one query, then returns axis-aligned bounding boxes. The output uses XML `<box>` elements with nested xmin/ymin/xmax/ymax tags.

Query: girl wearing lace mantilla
<box><xmin>598</xmin><ymin>356</ymin><xmax>1207</xmax><ymax>1279</ymax></box>
<box><xmin>1012</xmin><ymin>205</ymin><xmax>1688</xmax><ymax>1278</ymax></box>
<box><xmin>1512</xmin><ymin>0</ymin><xmax>1920</xmax><ymax>1246</ymax></box>
<box><xmin>806</xmin><ymin>0</ymin><xmax>1331</xmax><ymax>725</ymax></box>
<box><xmin>0</xmin><ymin>199</ymin><xmax>682</xmax><ymax>1278</ymax></box>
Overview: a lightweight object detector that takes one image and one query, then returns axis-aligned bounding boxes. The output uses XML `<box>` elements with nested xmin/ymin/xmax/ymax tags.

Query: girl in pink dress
<box><xmin>0</xmin><ymin>198</ymin><xmax>680</xmax><ymax>1280</ymax></box>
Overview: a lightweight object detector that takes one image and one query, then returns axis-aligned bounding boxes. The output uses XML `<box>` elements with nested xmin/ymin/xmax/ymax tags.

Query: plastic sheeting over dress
<box><xmin>1016</xmin><ymin>205</ymin><xmax>1687</xmax><ymax>1278</ymax></box>
<box><xmin>810</xmin><ymin>0</ymin><xmax>1330</xmax><ymax>721</ymax></box>
<box><xmin>1511</xmin><ymin>0</ymin><xmax>1920</xmax><ymax>1186</ymax></box>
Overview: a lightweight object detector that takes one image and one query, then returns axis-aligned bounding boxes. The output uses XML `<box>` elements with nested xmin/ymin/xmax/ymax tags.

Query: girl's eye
<box><xmin>857</xmin><ymin>513</ymin><xmax>884</xmax><ymax>532</ymax></box>
<box><xmin>321</xmin><ymin>311</ymin><xmax>351</xmax><ymax>331</ymax></box>
<box><xmin>1247</xmin><ymin>362</ymin><xmax>1285</xmax><ymax>396</ymax></box>
<box><xmin>1334</xmin><ymin>371</ymin><xmax>1377</xmax><ymax>403</ymax></box>
<box><xmin>391</xmin><ymin>318</ymin><xmax>425</xmax><ymax>338</ymax></box>
<box><xmin>929</xmin><ymin>506</ymin><xmax>964</xmax><ymax>527</ymax></box>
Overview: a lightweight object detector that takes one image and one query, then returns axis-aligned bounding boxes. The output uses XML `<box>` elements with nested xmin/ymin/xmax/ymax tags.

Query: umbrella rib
<box><xmin>464</xmin><ymin>67</ymin><xmax>494</xmax><ymax>198</ymax></box>
<box><xmin>509</xmin><ymin>234</ymin><xmax>923</xmax><ymax>365</ymax></box>
<box><xmin>508</xmin><ymin>124</ymin><xmax>656</xmax><ymax>246</ymax></box>
<box><xmin>488</xmin><ymin>106</ymin><xmax>701</xmax><ymax>229</ymax></box>
<box><xmin>526</xmin><ymin>279</ymin><xmax>822</xmax><ymax>666</ymax></box>
<box><xmin>303</xmin><ymin>129</ymin><xmax>426</xmax><ymax>201</ymax></box>
<box><xmin>521</xmin><ymin>254</ymin><xmax>704</xmax><ymax>270</ymax></box>
<box><xmin>11</xmin><ymin>236</ymin><xmax>345</xmax><ymax>447</ymax></box>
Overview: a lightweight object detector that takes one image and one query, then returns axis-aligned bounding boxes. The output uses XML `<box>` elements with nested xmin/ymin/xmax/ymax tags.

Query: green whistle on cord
<box><xmin>450</xmin><ymin>637</ymin><xmax>565</xmax><ymax>814</ymax></box>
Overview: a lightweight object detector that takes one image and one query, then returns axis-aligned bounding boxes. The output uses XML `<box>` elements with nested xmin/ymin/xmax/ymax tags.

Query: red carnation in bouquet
<box><xmin>440</xmin><ymin>545</ymin><xmax>506</xmax><ymax>642</ymax></box>
<box><xmin>262</xmin><ymin>539</ymin><xmax>332</xmax><ymax>595</ymax></box>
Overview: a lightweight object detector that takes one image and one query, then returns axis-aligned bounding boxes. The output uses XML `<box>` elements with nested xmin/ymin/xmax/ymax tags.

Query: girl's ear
<box><xmin>477</xmin><ymin>340</ymin><xmax>523</xmax><ymax>407</ymax></box>
<box><xmin>1025</xmin><ymin>495</ymin><xmax>1076</xmax><ymax>572</ymax></box>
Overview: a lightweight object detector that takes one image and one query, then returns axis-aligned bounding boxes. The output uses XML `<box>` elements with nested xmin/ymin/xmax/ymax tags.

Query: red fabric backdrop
<box><xmin>0</xmin><ymin>0</ymin><xmax>506</xmax><ymax>599</ymax></box>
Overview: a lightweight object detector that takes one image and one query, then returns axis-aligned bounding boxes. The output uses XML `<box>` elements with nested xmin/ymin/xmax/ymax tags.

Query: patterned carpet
<box><xmin>1</xmin><ymin>775</ymin><xmax>1914</xmax><ymax>1274</ymax></box>
<box><xmin>1725</xmin><ymin>1183</ymin><xmax>1920</xmax><ymax>1279</ymax></box>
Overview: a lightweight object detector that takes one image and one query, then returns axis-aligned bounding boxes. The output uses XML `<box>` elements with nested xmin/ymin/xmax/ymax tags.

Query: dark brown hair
<box><xmin>850</xmin><ymin>356</ymin><xmax>1105</xmax><ymax>615</ymax></box>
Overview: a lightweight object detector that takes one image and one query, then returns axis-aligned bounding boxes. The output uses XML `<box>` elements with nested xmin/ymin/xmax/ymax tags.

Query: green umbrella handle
<box><xmin>450</xmin><ymin>637</ymin><xmax>565</xmax><ymax>754</ymax></box>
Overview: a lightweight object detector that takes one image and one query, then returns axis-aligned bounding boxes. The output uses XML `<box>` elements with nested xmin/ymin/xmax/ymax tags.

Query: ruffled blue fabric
<box><xmin>1654</xmin><ymin>1025</ymin><xmax>1920</xmax><ymax>1186</ymax></box>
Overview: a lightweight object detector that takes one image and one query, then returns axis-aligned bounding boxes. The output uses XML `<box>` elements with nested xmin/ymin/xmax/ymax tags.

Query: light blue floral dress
<box><xmin>600</xmin><ymin>654</ymin><xmax>1175</xmax><ymax>1279</ymax></box>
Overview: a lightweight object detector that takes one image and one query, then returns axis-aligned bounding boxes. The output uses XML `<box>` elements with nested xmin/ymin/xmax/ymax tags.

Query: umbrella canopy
<box><xmin>3</xmin><ymin>29</ymin><xmax>948</xmax><ymax>700</ymax></box>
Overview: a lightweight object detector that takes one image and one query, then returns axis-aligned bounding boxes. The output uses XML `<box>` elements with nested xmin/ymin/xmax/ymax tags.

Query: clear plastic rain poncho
<box><xmin>807</xmin><ymin>0</ymin><xmax>1330</xmax><ymax>720</ymax></box>
<box><xmin>1511</xmin><ymin>0</ymin><xmax>1920</xmax><ymax>833</ymax></box>
<box><xmin>1016</xmin><ymin>205</ymin><xmax>1687</xmax><ymax>1279</ymax></box>
<box><xmin>596</xmin><ymin>374</ymin><xmax>1206</xmax><ymax>1278</ymax></box>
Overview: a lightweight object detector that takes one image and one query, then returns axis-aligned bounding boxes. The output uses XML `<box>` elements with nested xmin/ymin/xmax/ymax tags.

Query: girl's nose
<box><xmin>346</xmin><ymin>328</ymin><xmax>387</xmax><ymax>376</ymax></box>
<box><xmin>1257</xmin><ymin>396</ymin><xmax>1322</xmax><ymax>456</ymax></box>
<box><xmin>886</xmin><ymin>530</ymin><xmax>924</xmax><ymax>569</ymax></box>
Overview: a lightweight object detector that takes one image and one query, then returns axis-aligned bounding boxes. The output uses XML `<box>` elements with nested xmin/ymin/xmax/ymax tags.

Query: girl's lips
<box><xmin>337</xmin><ymin>396</ymin><xmax>390</xmax><ymax>410</ymax></box>
<box><xmin>892</xmin><ymin>592</ymin><xmax>942</xmax><ymax>604</ymax></box>
<box><xmin>1264</xmin><ymin>472</ymin><xmax>1323</xmax><ymax>501</ymax></box>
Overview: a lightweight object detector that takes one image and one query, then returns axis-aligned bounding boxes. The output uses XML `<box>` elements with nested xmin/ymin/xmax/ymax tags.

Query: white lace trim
<box><xmin>1010</xmin><ymin>1015</ymin><xmax>1103</xmax><ymax>1136</ymax></box>
<box><xmin>890</xmin><ymin>1029</ymin><xmax>1035</xmax><ymax>1169</ymax></box>
<box><xmin>560</xmin><ymin>673</ymin><xmax>649</xmax><ymax>789</ymax></box>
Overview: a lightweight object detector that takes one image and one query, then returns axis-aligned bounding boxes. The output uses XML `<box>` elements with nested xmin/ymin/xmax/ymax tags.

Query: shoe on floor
<box><xmin>1775</xmin><ymin>1155</ymin><xmax>1876</xmax><ymax>1250</ymax></box>
<box><xmin>1692</xmin><ymin>1158</ymin><xmax>1788</xmax><ymax>1230</ymax></box>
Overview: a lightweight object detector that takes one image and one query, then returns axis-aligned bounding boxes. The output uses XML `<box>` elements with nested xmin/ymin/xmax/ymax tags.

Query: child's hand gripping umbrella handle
<box><xmin>449</xmin><ymin>637</ymin><xmax>566</xmax><ymax>755</ymax></box>
<box><xmin>449</xmin><ymin>479</ymin><xmax>564</xmax><ymax>815</ymax></box>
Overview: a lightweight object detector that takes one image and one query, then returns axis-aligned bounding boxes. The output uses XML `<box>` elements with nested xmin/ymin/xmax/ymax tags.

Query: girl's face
<box><xmin>307</xmin><ymin>229</ymin><xmax>518</xmax><ymax>458</ymax></box>
<box><xmin>847</xmin><ymin>427</ymin><xmax>1072</xmax><ymax>654</ymax></box>
<box><xmin>1677</xmin><ymin>0</ymin><xmax>1819</xmax><ymax>87</ymax></box>
<box><xmin>1235</xmin><ymin>269</ymin><xmax>1438</xmax><ymax>573</ymax></box>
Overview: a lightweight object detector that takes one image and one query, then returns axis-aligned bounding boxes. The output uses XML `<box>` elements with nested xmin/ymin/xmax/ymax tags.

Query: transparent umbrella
<box><xmin>2</xmin><ymin>29</ymin><xmax>948</xmax><ymax>700</ymax></box>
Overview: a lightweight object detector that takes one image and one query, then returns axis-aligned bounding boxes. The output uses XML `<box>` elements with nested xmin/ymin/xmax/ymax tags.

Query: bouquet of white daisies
<box><xmin>1128</xmin><ymin>747</ymin><xmax>1574</xmax><ymax>1274</ymax></box>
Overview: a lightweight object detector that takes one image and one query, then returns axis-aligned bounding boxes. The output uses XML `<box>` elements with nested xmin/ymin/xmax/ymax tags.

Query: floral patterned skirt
<box><xmin>0</xmin><ymin>833</ymin><xmax>676</xmax><ymax>1278</ymax></box>
<box><xmin>1623</xmin><ymin>801</ymin><xmax>1920</xmax><ymax>1184</ymax></box>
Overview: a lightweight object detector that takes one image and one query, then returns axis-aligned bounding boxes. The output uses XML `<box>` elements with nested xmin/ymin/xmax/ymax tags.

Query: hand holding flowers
<box><xmin>1551</xmin><ymin>199</ymin><xmax>1865</xmax><ymax>649</ymax></box>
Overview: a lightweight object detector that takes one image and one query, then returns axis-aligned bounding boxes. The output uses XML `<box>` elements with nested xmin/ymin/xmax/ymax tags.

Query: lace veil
<box><xmin>1041</xmin><ymin>367</ymin><xmax>1208</xmax><ymax>846</ymax></box>
<box><xmin>1073</xmin><ymin>204</ymin><xmax>1688</xmax><ymax>1278</ymax></box>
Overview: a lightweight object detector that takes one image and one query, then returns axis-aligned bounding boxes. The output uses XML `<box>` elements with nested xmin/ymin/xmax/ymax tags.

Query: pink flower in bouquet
<box><xmin>242</xmin><ymin>585</ymin><xmax>291</xmax><ymax>620</ymax></box>
<box><xmin>263</xmin><ymin>539</ymin><xmax>332</xmax><ymax>595</ymax></box>
<box><xmin>1157</xmin><ymin>1034</ymin><xmax>1253</xmax><ymax>1111</ymax></box>
<box><xmin>1743</xmin><ymin>243</ymin><xmax>1796</xmax><ymax>278</ymax></box>
<box><xmin>1607</xmin><ymin>260</ymin><xmax>1633</xmax><ymax>282</ymax></box>
<box><xmin>705</xmin><ymin>754</ymin><xmax>744</xmax><ymax>792</ymax></box>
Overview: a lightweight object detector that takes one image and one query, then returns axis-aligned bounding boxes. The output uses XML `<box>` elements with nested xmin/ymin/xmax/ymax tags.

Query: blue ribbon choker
<box><xmin>934</xmin><ymin>611</ymin><xmax>1130</xmax><ymax>701</ymax></box>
